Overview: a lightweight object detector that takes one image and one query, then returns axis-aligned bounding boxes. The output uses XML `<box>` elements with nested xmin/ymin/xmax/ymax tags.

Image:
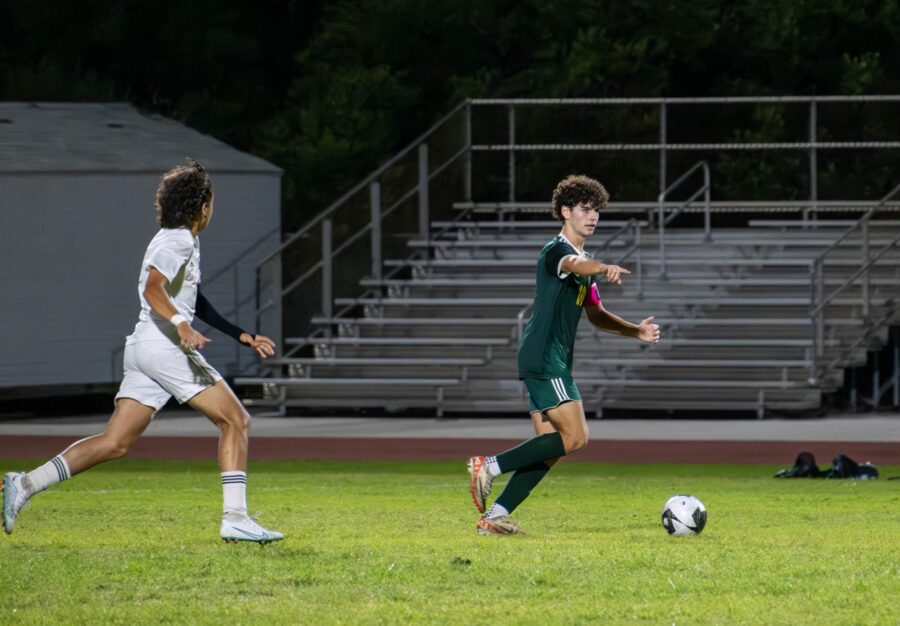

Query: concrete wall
<box><xmin>0</xmin><ymin>171</ymin><xmax>280</xmax><ymax>388</ymax></box>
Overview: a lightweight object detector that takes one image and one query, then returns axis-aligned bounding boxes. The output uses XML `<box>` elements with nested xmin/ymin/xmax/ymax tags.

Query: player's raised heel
<box><xmin>3</xmin><ymin>472</ymin><xmax>30</xmax><ymax>535</ymax></box>
<box><xmin>220</xmin><ymin>514</ymin><xmax>284</xmax><ymax>545</ymax></box>
<box><xmin>467</xmin><ymin>456</ymin><xmax>494</xmax><ymax>514</ymax></box>
<box><xmin>476</xmin><ymin>515</ymin><xmax>523</xmax><ymax>536</ymax></box>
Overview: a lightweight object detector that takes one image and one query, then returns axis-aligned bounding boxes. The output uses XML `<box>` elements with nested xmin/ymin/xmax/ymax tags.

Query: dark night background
<box><xmin>4</xmin><ymin>0</ymin><xmax>900</xmax><ymax>231</ymax></box>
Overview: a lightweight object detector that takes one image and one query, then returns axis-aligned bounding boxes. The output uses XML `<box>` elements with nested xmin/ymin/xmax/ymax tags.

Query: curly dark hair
<box><xmin>551</xmin><ymin>175</ymin><xmax>609</xmax><ymax>221</ymax></box>
<box><xmin>155</xmin><ymin>158</ymin><xmax>213</xmax><ymax>228</ymax></box>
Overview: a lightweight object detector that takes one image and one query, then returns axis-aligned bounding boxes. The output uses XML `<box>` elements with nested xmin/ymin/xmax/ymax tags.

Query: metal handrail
<box><xmin>821</xmin><ymin>301</ymin><xmax>900</xmax><ymax>375</ymax></box>
<box><xmin>809</xmin><ymin>181</ymin><xmax>900</xmax><ymax>383</ymax></box>
<box><xmin>657</xmin><ymin>161</ymin><xmax>710</xmax><ymax>277</ymax></box>
<box><xmin>471</xmin><ymin>96</ymin><xmax>900</xmax><ymax>105</ymax></box>
<box><xmin>246</xmin><ymin>96</ymin><xmax>900</xmax><ymax>371</ymax></box>
<box><xmin>257</xmin><ymin>100</ymin><xmax>469</xmax><ymax>267</ymax></box>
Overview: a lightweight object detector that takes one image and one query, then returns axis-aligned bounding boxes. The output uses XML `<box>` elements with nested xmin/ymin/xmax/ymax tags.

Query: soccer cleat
<box><xmin>467</xmin><ymin>456</ymin><xmax>494</xmax><ymax>514</ymax></box>
<box><xmin>2</xmin><ymin>472</ymin><xmax>30</xmax><ymax>535</ymax></box>
<box><xmin>476</xmin><ymin>515</ymin><xmax>523</xmax><ymax>536</ymax></box>
<box><xmin>220</xmin><ymin>514</ymin><xmax>284</xmax><ymax>545</ymax></box>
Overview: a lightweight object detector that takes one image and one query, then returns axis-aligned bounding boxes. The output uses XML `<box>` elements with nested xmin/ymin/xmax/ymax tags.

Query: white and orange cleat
<box><xmin>467</xmin><ymin>456</ymin><xmax>494</xmax><ymax>514</ymax></box>
<box><xmin>476</xmin><ymin>515</ymin><xmax>523</xmax><ymax>536</ymax></box>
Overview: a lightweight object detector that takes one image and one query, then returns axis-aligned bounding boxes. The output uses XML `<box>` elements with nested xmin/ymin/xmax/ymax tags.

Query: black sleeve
<box><xmin>195</xmin><ymin>288</ymin><xmax>247</xmax><ymax>343</ymax></box>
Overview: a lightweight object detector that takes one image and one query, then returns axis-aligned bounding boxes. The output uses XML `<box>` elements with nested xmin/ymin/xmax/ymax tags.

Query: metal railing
<box><xmin>469</xmin><ymin>95</ymin><xmax>900</xmax><ymax>209</ymax></box>
<box><xmin>253</xmin><ymin>96</ymin><xmax>900</xmax><ymax>350</ymax></box>
<box><xmin>809</xmin><ymin>181</ymin><xmax>900</xmax><ymax>384</ymax></box>
<box><xmin>254</xmin><ymin>101</ymin><xmax>473</xmax><ymax>348</ymax></box>
<box><xmin>657</xmin><ymin>161</ymin><xmax>710</xmax><ymax>277</ymax></box>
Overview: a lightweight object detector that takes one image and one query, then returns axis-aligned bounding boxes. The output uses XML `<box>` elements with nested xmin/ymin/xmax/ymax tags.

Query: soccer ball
<box><xmin>661</xmin><ymin>495</ymin><xmax>707</xmax><ymax>536</ymax></box>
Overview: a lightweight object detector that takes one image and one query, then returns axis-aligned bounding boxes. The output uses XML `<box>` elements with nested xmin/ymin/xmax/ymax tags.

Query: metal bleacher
<box><xmin>236</xmin><ymin>97</ymin><xmax>900</xmax><ymax>418</ymax></box>
<box><xmin>238</xmin><ymin>208</ymin><xmax>900</xmax><ymax>417</ymax></box>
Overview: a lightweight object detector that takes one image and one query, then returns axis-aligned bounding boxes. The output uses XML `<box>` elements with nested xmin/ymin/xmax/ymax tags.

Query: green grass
<box><xmin>1</xmin><ymin>460</ymin><xmax>898</xmax><ymax>625</ymax></box>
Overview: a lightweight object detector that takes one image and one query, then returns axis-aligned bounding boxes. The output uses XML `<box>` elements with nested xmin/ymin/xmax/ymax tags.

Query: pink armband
<box><xmin>585</xmin><ymin>283</ymin><xmax>602</xmax><ymax>307</ymax></box>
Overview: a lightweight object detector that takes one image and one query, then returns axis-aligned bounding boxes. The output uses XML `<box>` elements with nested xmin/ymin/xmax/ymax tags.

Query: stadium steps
<box><xmin>237</xmin><ymin>216</ymin><xmax>900</xmax><ymax>417</ymax></box>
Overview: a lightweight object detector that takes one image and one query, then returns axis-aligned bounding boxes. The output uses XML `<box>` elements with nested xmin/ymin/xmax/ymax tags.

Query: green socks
<box><xmin>495</xmin><ymin>432</ymin><xmax>566</xmax><ymax>473</ymax></box>
<box><xmin>495</xmin><ymin>461</ymin><xmax>553</xmax><ymax>515</ymax></box>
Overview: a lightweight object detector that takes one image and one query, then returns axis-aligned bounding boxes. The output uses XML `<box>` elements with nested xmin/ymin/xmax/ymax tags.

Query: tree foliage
<box><xmin>3</xmin><ymin>0</ymin><xmax>900</xmax><ymax>227</ymax></box>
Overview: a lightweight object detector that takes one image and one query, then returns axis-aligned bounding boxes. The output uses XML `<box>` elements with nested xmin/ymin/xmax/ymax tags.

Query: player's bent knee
<box><xmin>563</xmin><ymin>432</ymin><xmax>589</xmax><ymax>454</ymax></box>
<box><xmin>104</xmin><ymin>438</ymin><xmax>132</xmax><ymax>460</ymax></box>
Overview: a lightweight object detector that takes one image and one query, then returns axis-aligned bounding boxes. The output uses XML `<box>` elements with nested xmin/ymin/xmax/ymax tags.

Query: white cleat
<box><xmin>2</xmin><ymin>472</ymin><xmax>30</xmax><ymax>535</ymax></box>
<box><xmin>220</xmin><ymin>513</ymin><xmax>284</xmax><ymax>545</ymax></box>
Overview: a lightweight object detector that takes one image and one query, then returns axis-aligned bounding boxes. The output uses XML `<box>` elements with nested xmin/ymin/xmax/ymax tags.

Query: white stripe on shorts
<box><xmin>552</xmin><ymin>378</ymin><xmax>570</xmax><ymax>402</ymax></box>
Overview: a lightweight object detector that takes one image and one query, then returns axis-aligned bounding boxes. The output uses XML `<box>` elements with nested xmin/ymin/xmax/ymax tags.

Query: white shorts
<box><xmin>115</xmin><ymin>338</ymin><xmax>223</xmax><ymax>411</ymax></box>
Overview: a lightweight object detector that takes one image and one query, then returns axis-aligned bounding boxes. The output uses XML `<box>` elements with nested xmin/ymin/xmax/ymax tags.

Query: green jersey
<box><xmin>517</xmin><ymin>234</ymin><xmax>596</xmax><ymax>379</ymax></box>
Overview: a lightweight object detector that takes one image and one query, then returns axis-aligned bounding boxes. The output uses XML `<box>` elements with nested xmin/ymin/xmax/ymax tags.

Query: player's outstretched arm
<box><xmin>195</xmin><ymin>288</ymin><xmax>275</xmax><ymax>359</ymax></box>
<box><xmin>585</xmin><ymin>304</ymin><xmax>660</xmax><ymax>343</ymax></box>
<box><xmin>561</xmin><ymin>256</ymin><xmax>630</xmax><ymax>284</ymax></box>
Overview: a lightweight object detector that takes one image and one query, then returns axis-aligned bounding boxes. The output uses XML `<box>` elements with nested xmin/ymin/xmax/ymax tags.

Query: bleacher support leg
<box><xmin>418</xmin><ymin>144</ymin><xmax>429</xmax><ymax>241</ymax></box>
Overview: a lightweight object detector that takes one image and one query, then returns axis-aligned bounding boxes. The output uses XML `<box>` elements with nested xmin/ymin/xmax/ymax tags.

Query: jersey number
<box><xmin>576</xmin><ymin>283</ymin><xmax>587</xmax><ymax>306</ymax></box>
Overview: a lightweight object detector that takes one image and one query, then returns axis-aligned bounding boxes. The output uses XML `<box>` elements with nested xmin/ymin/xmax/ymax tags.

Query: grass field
<box><xmin>0</xmin><ymin>459</ymin><xmax>897</xmax><ymax>625</ymax></box>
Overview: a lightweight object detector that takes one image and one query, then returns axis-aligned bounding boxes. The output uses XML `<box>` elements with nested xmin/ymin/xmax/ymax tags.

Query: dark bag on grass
<box><xmin>774</xmin><ymin>451</ymin><xmax>827</xmax><ymax>478</ymax></box>
<box><xmin>825</xmin><ymin>454</ymin><xmax>879</xmax><ymax>480</ymax></box>
<box><xmin>774</xmin><ymin>452</ymin><xmax>879</xmax><ymax>479</ymax></box>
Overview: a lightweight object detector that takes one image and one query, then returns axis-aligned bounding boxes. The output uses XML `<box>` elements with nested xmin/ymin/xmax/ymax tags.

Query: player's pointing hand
<box><xmin>603</xmin><ymin>264</ymin><xmax>631</xmax><ymax>285</ymax></box>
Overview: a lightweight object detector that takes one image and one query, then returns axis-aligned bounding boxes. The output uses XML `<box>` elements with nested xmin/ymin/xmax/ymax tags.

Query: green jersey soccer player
<box><xmin>468</xmin><ymin>174</ymin><xmax>660</xmax><ymax>535</ymax></box>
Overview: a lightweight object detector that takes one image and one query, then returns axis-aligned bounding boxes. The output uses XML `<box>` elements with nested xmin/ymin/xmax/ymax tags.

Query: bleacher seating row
<box><xmin>237</xmin><ymin>214</ymin><xmax>900</xmax><ymax>418</ymax></box>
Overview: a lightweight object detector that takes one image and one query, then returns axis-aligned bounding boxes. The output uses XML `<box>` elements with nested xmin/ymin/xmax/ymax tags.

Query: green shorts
<box><xmin>522</xmin><ymin>376</ymin><xmax>581</xmax><ymax>415</ymax></box>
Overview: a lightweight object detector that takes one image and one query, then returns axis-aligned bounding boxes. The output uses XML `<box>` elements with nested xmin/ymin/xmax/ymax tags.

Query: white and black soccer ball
<box><xmin>661</xmin><ymin>495</ymin><xmax>707</xmax><ymax>536</ymax></box>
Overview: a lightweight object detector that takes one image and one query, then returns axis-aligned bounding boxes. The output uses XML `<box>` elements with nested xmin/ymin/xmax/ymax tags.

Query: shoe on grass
<box><xmin>476</xmin><ymin>515</ymin><xmax>523</xmax><ymax>536</ymax></box>
<box><xmin>220</xmin><ymin>513</ymin><xmax>284</xmax><ymax>544</ymax></box>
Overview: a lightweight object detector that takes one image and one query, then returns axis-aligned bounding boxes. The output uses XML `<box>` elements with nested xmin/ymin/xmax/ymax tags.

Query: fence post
<box><xmin>809</xmin><ymin>260</ymin><xmax>818</xmax><ymax>384</ymax></box>
<box><xmin>256</xmin><ymin>255</ymin><xmax>282</xmax><ymax>356</ymax></box>
<box><xmin>861</xmin><ymin>218</ymin><xmax>870</xmax><ymax>318</ymax></box>
<box><xmin>508</xmin><ymin>104</ymin><xmax>516</xmax><ymax>203</ymax></box>
<box><xmin>635</xmin><ymin>221</ymin><xmax>643</xmax><ymax>298</ymax></box>
<box><xmin>816</xmin><ymin>258</ymin><xmax>825</xmax><ymax>359</ymax></box>
<box><xmin>464</xmin><ymin>101</ymin><xmax>472</xmax><ymax>203</ymax></box>
<box><xmin>658</xmin><ymin>192</ymin><xmax>667</xmax><ymax>278</ymax></box>
<box><xmin>370</xmin><ymin>181</ymin><xmax>382</xmax><ymax>282</ymax></box>
<box><xmin>703</xmin><ymin>162</ymin><xmax>711</xmax><ymax>239</ymax></box>
<box><xmin>322</xmin><ymin>219</ymin><xmax>333</xmax><ymax>332</ymax></box>
<box><xmin>659</xmin><ymin>101</ymin><xmax>667</xmax><ymax>228</ymax></box>
<box><xmin>418</xmin><ymin>144</ymin><xmax>429</xmax><ymax>241</ymax></box>
<box><xmin>809</xmin><ymin>99</ymin><xmax>818</xmax><ymax>224</ymax></box>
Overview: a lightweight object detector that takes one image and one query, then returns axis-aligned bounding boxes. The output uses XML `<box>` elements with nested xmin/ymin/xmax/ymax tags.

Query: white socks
<box><xmin>485</xmin><ymin>503</ymin><xmax>509</xmax><ymax>520</ymax></box>
<box><xmin>25</xmin><ymin>455</ymin><xmax>71</xmax><ymax>495</ymax></box>
<box><xmin>485</xmin><ymin>456</ymin><xmax>502</xmax><ymax>477</ymax></box>
<box><xmin>221</xmin><ymin>471</ymin><xmax>247</xmax><ymax>516</ymax></box>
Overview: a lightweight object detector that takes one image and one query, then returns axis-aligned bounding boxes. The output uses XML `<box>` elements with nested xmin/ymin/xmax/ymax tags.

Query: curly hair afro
<box><xmin>155</xmin><ymin>158</ymin><xmax>213</xmax><ymax>229</ymax></box>
<box><xmin>551</xmin><ymin>175</ymin><xmax>609</xmax><ymax>221</ymax></box>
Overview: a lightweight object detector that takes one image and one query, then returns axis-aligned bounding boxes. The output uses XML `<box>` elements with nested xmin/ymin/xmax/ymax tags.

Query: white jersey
<box><xmin>128</xmin><ymin>228</ymin><xmax>201</xmax><ymax>343</ymax></box>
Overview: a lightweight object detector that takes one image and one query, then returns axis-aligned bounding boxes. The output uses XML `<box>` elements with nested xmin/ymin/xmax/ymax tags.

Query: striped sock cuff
<box><xmin>221</xmin><ymin>471</ymin><xmax>247</xmax><ymax>485</ymax></box>
<box><xmin>52</xmin><ymin>455</ymin><xmax>70</xmax><ymax>482</ymax></box>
